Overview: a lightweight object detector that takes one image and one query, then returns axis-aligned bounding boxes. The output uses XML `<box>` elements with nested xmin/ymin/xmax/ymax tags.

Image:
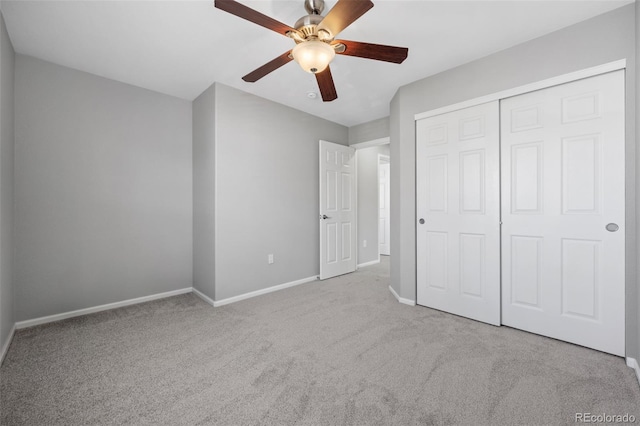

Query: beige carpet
<box><xmin>1</xmin><ymin>257</ymin><xmax>639</xmax><ymax>425</ymax></box>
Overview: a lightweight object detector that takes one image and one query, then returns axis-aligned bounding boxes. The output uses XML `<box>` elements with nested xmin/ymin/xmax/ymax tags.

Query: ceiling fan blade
<box><xmin>317</xmin><ymin>0</ymin><xmax>374</xmax><ymax>38</ymax></box>
<box><xmin>242</xmin><ymin>51</ymin><xmax>293</xmax><ymax>82</ymax></box>
<box><xmin>215</xmin><ymin>0</ymin><xmax>298</xmax><ymax>37</ymax></box>
<box><xmin>315</xmin><ymin>66</ymin><xmax>338</xmax><ymax>102</ymax></box>
<box><xmin>334</xmin><ymin>40</ymin><xmax>408</xmax><ymax>64</ymax></box>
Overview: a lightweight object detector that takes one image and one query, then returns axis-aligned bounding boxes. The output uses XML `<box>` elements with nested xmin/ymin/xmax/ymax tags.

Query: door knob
<box><xmin>606</xmin><ymin>223</ymin><xmax>619</xmax><ymax>232</ymax></box>
<box><xmin>419</xmin><ymin>218</ymin><xmax>425</xmax><ymax>224</ymax></box>
<box><xmin>321</xmin><ymin>214</ymin><xmax>330</xmax><ymax>220</ymax></box>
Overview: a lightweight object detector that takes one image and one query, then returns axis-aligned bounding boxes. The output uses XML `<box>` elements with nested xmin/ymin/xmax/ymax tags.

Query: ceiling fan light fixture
<box><xmin>214</xmin><ymin>0</ymin><xmax>407</xmax><ymax>102</ymax></box>
<box><xmin>292</xmin><ymin>40</ymin><xmax>335</xmax><ymax>74</ymax></box>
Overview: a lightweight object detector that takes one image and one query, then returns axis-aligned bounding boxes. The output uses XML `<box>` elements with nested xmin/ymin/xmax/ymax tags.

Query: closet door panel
<box><xmin>501</xmin><ymin>70</ymin><xmax>625</xmax><ymax>356</ymax></box>
<box><xmin>416</xmin><ymin>101</ymin><xmax>501</xmax><ymax>325</ymax></box>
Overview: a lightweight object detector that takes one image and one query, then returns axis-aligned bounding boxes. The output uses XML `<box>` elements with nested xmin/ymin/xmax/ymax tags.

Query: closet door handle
<box><xmin>606</xmin><ymin>223</ymin><xmax>619</xmax><ymax>232</ymax></box>
<box><xmin>419</xmin><ymin>218</ymin><xmax>425</xmax><ymax>225</ymax></box>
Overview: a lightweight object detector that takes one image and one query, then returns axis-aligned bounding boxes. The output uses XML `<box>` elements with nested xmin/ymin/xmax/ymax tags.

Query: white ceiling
<box><xmin>0</xmin><ymin>0</ymin><xmax>632</xmax><ymax>127</ymax></box>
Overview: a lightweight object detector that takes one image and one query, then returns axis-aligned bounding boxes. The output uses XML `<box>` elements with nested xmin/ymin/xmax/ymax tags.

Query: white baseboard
<box><xmin>1</xmin><ymin>324</ymin><xmax>16</xmax><ymax>366</ymax></box>
<box><xmin>192</xmin><ymin>287</ymin><xmax>215</xmax><ymax>307</ymax></box>
<box><xmin>211</xmin><ymin>275</ymin><xmax>318</xmax><ymax>307</ymax></box>
<box><xmin>627</xmin><ymin>357</ymin><xmax>640</xmax><ymax>385</ymax></box>
<box><xmin>15</xmin><ymin>287</ymin><xmax>193</xmax><ymax>329</ymax></box>
<box><xmin>388</xmin><ymin>285</ymin><xmax>416</xmax><ymax>306</ymax></box>
<box><xmin>357</xmin><ymin>259</ymin><xmax>380</xmax><ymax>268</ymax></box>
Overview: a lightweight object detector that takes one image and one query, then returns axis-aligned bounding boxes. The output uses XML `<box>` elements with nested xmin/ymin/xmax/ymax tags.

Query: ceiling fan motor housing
<box><xmin>294</xmin><ymin>0</ymin><xmax>333</xmax><ymax>41</ymax></box>
<box><xmin>294</xmin><ymin>14</ymin><xmax>324</xmax><ymax>39</ymax></box>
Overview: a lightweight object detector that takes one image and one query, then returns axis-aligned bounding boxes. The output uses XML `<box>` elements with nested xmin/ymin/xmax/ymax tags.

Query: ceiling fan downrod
<box><xmin>304</xmin><ymin>0</ymin><xmax>325</xmax><ymax>15</ymax></box>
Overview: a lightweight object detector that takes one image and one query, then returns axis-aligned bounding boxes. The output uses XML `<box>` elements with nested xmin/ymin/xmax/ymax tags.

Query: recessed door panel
<box><xmin>326</xmin><ymin>170</ymin><xmax>338</xmax><ymax>212</ymax></box>
<box><xmin>511</xmin><ymin>105</ymin><xmax>543</xmax><ymax>132</ymax></box>
<box><xmin>561</xmin><ymin>239</ymin><xmax>599</xmax><ymax>320</ymax></box>
<box><xmin>426</xmin><ymin>231</ymin><xmax>448</xmax><ymax>290</ymax></box>
<box><xmin>341</xmin><ymin>222</ymin><xmax>353</xmax><ymax>261</ymax></box>
<box><xmin>459</xmin><ymin>116</ymin><xmax>485</xmax><ymax>141</ymax></box>
<box><xmin>562</xmin><ymin>135</ymin><xmax>600</xmax><ymax>214</ymax></box>
<box><xmin>427</xmin><ymin>155</ymin><xmax>448</xmax><ymax>213</ymax></box>
<box><xmin>460</xmin><ymin>150</ymin><xmax>485</xmax><ymax>214</ymax></box>
<box><xmin>459</xmin><ymin>233</ymin><xmax>485</xmax><ymax>298</ymax></box>
<box><xmin>511</xmin><ymin>142</ymin><xmax>543</xmax><ymax>214</ymax></box>
<box><xmin>326</xmin><ymin>223</ymin><xmax>337</xmax><ymax>264</ymax></box>
<box><xmin>341</xmin><ymin>173</ymin><xmax>352</xmax><ymax>211</ymax></box>
<box><xmin>418</xmin><ymin>121</ymin><xmax>448</xmax><ymax>147</ymax></box>
<box><xmin>562</xmin><ymin>91</ymin><xmax>600</xmax><ymax>123</ymax></box>
<box><xmin>510</xmin><ymin>236</ymin><xmax>542</xmax><ymax>308</ymax></box>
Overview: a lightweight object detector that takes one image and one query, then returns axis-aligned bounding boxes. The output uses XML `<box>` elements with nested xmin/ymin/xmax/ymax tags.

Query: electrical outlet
<box><xmin>363</xmin><ymin>240</ymin><xmax>367</xmax><ymax>248</ymax></box>
<box><xmin>268</xmin><ymin>254</ymin><xmax>274</xmax><ymax>264</ymax></box>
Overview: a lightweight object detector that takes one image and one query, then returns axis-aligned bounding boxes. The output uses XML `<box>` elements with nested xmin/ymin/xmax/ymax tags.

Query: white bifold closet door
<box><xmin>501</xmin><ymin>70</ymin><xmax>625</xmax><ymax>356</ymax></box>
<box><xmin>416</xmin><ymin>101</ymin><xmax>501</xmax><ymax>325</ymax></box>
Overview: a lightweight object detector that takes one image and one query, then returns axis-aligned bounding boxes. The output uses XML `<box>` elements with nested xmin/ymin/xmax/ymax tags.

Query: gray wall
<box><xmin>193</xmin><ymin>84</ymin><xmax>216</xmax><ymax>300</ymax></box>
<box><xmin>390</xmin><ymin>5</ymin><xmax>637</xmax><ymax>358</ymax></box>
<box><xmin>14</xmin><ymin>55</ymin><xmax>193</xmax><ymax>321</ymax></box>
<box><xmin>0</xmin><ymin>11</ymin><xmax>15</xmax><ymax>349</ymax></box>
<box><xmin>214</xmin><ymin>83</ymin><xmax>348</xmax><ymax>300</ymax></box>
<box><xmin>349</xmin><ymin>117</ymin><xmax>389</xmax><ymax>145</ymax></box>
<box><xmin>357</xmin><ymin>145</ymin><xmax>389</xmax><ymax>265</ymax></box>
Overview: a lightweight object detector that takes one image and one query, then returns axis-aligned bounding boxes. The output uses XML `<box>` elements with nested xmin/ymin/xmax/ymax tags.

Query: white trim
<box><xmin>1</xmin><ymin>324</ymin><xmax>16</xmax><ymax>365</ymax></box>
<box><xmin>415</xmin><ymin>59</ymin><xmax>626</xmax><ymax>121</ymax></box>
<box><xmin>358</xmin><ymin>259</ymin><xmax>380</xmax><ymax>268</ymax></box>
<box><xmin>350</xmin><ymin>137</ymin><xmax>390</xmax><ymax>150</ymax></box>
<box><xmin>351</xmin><ymin>142</ymin><xmax>358</xmax><ymax>279</ymax></box>
<box><xmin>378</xmin><ymin>153</ymin><xmax>390</xmax><ymax>259</ymax></box>
<box><xmin>212</xmin><ymin>276</ymin><xmax>318</xmax><ymax>307</ymax></box>
<box><xmin>15</xmin><ymin>287</ymin><xmax>193</xmax><ymax>329</ymax></box>
<box><xmin>627</xmin><ymin>357</ymin><xmax>640</xmax><ymax>385</ymax></box>
<box><xmin>388</xmin><ymin>285</ymin><xmax>416</xmax><ymax>306</ymax></box>
<box><xmin>192</xmin><ymin>287</ymin><xmax>215</xmax><ymax>307</ymax></box>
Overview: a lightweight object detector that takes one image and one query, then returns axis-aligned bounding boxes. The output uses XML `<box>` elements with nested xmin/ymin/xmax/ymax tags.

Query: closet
<box><xmin>416</xmin><ymin>70</ymin><xmax>625</xmax><ymax>356</ymax></box>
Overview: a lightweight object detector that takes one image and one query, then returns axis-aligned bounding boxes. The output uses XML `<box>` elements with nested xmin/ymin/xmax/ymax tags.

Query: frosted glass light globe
<box><xmin>292</xmin><ymin>40</ymin><xmax>335</xmax><ymax>74</ymax></box>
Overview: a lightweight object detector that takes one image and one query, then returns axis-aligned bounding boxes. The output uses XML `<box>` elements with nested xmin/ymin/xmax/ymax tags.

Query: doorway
<box><xmin>379</xmin><ymin>155</ymin><xmax>390</xmax><ymax>257</ymax></box>
<box><xmin>352</xmin><ymin>141</ymin><xmax>390</xmax><ymax>268</ymax></box>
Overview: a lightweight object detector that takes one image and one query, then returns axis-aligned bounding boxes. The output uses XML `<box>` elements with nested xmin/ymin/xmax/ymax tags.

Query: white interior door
<box><xmin>320</xmin><ymin>140</ymin><xmax>357</xmax><ymax>280</ymax></box>
<box><xmin>379</xmin><ymin>159</ymin><xmax>390</xmax><ymax>256</ymax></box>
<box><xmin>501</xmin><ymin>70</ymin><xmax>625</xmax><ymax>356</ymax></box>
<box><xmin>416</xmin><ymin>101</ymin><xmax>501</xmax><ymax>325</ymax></box>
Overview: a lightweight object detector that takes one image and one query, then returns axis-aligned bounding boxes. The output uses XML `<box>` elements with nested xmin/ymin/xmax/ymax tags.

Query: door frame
<box><xmin>413</xmin><ymin>59</ymin><xmax>630</xmax><ymax>356</ymax></box>
<box><xmin>378</xmin><ymin>154</ymin><xmax>390</xmax><ymax>258</ymax></box>
<box><xmin>351</xmin><ymin>137</ymin><xmax>390</xmax><ymax>150</ymax></box>
<box><xmin>352</xmin><ymin>137</ymin><xmax>391</xmax><ymax>268</ymax></box>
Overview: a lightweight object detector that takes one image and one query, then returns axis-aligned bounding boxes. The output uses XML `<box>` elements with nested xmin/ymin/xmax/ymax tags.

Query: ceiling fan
<box><xmin>214</xmin><ymin>0</ymin><xmax>409</xmax><ymax>102</ymax></box>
